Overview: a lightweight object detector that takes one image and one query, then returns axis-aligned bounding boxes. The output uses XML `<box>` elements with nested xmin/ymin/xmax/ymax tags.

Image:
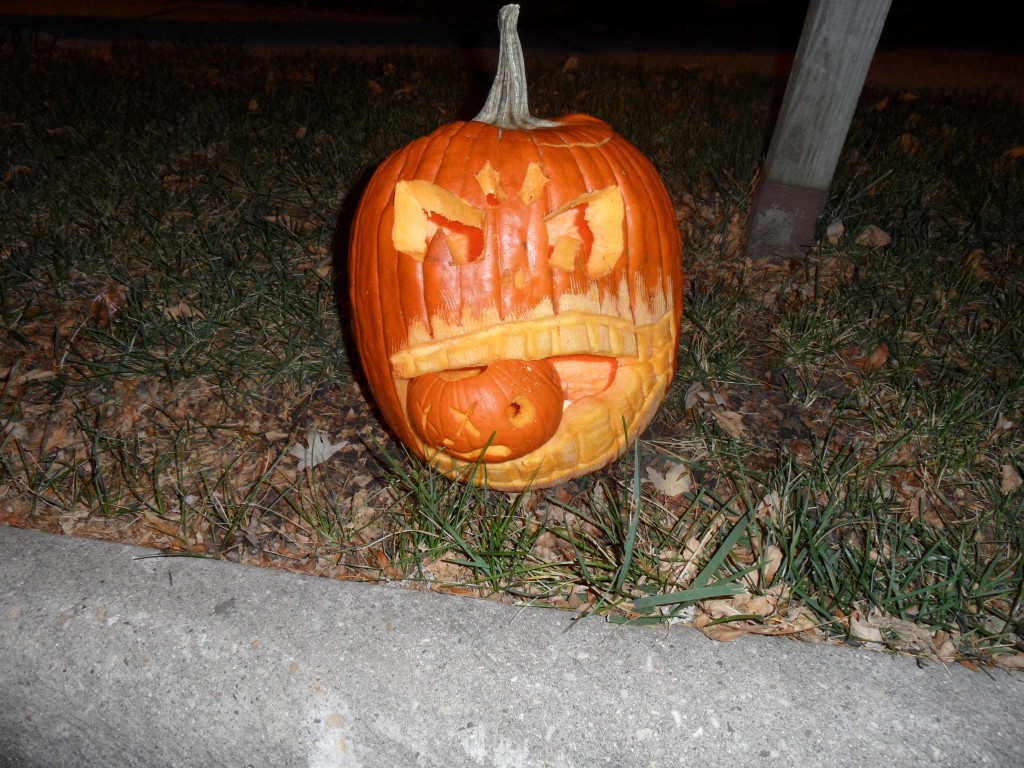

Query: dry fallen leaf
<box><xmin>992</xmin><ymin>412</ymin><xmax>1014</xmax><ymax>439</ymax></box>
<box><xmin>861</xmin><ymin>342</ymin><xmax>889</xmax><ymax>374</ymax></box>
<box><xmin>826</xmin><ymin>219</ymin><xmax>845</xmax><ymax>245</ymax></box>
<box><xmin>160</xmin><ymin>209</ymin><xmax>194</xmax><ymax>224</ymax></box>
<box><xmin>1000</xmin><ymin>464</ymin><xmax>1022</xmax><ymax>496</ymax></box>
<box><xmin>143</xmin><ymin>510</ymin><xmax>182</xmax><ymax>539</ymax></box>
<box><xmin>645</xmin><ymin>463</ymin><xmax>692</xmax><ymax>497</ymax></box>
<box><xmin>683</xmin><ymin>382</ymin><xmax>708</xmax><ymax>411</ymax></box>
<box><xmin>288</xmin><ymin>427</ymin><xmax>349</xmax><ymax>471</ymax></box>
<box><xmin>759</xmin><ymin>544</ymin><xmax>784</xmax><ymax>586</ymax></box>
<box><xmin>723</xmin><ymin>212</ymin><xmax>746</xmax><ymax>254</ymax></box>
<box><xmin>845</xmin><ymin>343</ymin><xmax>890</xmax><ymax>374</ymax></box>
<box><xmin>935</xmin><ymin>636</ymin><xmax>960</xmax><ymax>663</ymax></box>
<box><xmin>871</xmin><ymin>613</ymin><xmax>941</xmax><ymax>659</ymax></box>
<box><xmin>754</xmin><ymin>491</ymin><xmax>783</xmax><ymax>524</ymax></box>
<box><xmin>163</xmin><ymin>301</ymin><xmax>205</xmax><ymax>321</ymax></box>
<box><xmin>264</xmin><ymin>213</ymin><xmax>317</xmax><ymax>231</ymax></box>
<box><xmin>906</xmin><ymin>486</ymin><xmax>945</xmax><ymax>529</ymax></box>
<box><xmin>684</xmin><ymin>382</ymin><xmax>728</xmax><ymax>411</ymax></box>
<box><xmin>38</xmin><ymin>417</ymin><xmax>71</xmax><ymax>454</ymax></box>
<box><xmin>692</xmin><ymin>618</ymin><xmax>747</xmax><ymax>642</ymax></box>
<box><xmin>659</xmin><ymin>520</ymin><xmax>726</xmax><ymax>588</ymax></box>
<box><xmin>992</xmin><ymin>653</ymin><xmax>1024</xmax><ymax>669</ymax></box>
<box><xmin>849</xmin><ymin>614</ymin><xmax>884</xmax><ymax>644</ymax></box>
<box><xmin>849</xmin><ymin>611</ymin><xmax>942</xmax><ymax>660</ymax></box>
<box><xmin>855</xmin><ymin>224</ymin><xmax>892</xmax><ymax>248</ymax></box>
<box><xmin>1</xmin><ymin>368</ymin><xmax>57</xmax><ymax>386</ymax></box>
<box><xmin>421</xmin><ymin>550</ymin><xmax>474</xmax><ymax>587</ymax></box>
<box><xmin>2</xmin><ymin>420</ymin><xmax>27</xmax><ymax>441</ymax></box>
<box><xmin>713</xmin><ymin>410</ymin><xmax>746</xmax><ymax>438</ymax></box>
<box><xmin>691</xmin><ymin>584</ymin><xmax>813</xmax><ymax>643</ymax></box>
<box><xmin>162</xmin><ymin>174</ymin><xmax>200</xmax><ymax>194</ymax></box>
<box><xmin>966</xmin><ymin>248</ymin><xmax>990</xmax><ymax>278</ymax></box>
<box><xmin>2</xmin><ymin>164</ymin><xmax>30</xmax><ymax>187</ymax></box>
<box><xmin>91</xmin><ymin>284</ymin><xmax>128</xmax><ymax>325</ymax></box>
<box><xmin>899</xmin><ymin>132</ymin><xmax>920</xmax><ymax>157</ymax></box>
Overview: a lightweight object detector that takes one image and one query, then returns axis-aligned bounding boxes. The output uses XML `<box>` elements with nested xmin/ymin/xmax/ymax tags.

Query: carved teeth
<box><xmin>391</xmin><ymin>311</ymin><xmax>675</xmax><ymax>380</ymax></box>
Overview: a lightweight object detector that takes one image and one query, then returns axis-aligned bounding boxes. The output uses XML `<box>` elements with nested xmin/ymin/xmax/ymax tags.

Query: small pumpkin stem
<box><xmin>473</xmin><ymin>4</ymin><xmax>559</xmax><ymax>130</ymax></box>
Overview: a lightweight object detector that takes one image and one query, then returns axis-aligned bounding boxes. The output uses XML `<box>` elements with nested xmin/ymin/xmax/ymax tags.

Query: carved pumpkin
<box><xmin>349</xmin><ymin>4</ymin><xmax>682</xmax><ymax>489</ymax></box>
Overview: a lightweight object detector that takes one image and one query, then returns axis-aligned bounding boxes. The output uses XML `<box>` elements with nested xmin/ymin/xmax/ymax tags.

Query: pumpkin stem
<box><xmin>473</xmin><ymin>4</ymin><xmax>559</xmax><ymax>130</ymax></box>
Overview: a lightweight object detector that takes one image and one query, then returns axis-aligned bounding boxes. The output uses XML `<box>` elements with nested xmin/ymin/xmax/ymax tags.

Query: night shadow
<box><xmin>330</xmin><ymin>164</ymin><xmax>379</xmax><ymax>419</ymax></box>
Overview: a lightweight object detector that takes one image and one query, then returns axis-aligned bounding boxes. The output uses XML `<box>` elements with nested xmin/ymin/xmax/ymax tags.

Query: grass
<box><xmin>1</xmin><ymin>40</ymin><xmax>1022</xmax><ymax>665</ymax></box>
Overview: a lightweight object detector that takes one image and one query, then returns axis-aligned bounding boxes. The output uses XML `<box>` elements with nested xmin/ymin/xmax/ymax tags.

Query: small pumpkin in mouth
<box><xmin>407</xmin><ymin>359</ymin><xmax>564</xmax><ymax>462</ymax></box>
<box><xmin>349</xmin><ymin>4</ymin><xmax>683</xmax><ymax>489</ymax></box>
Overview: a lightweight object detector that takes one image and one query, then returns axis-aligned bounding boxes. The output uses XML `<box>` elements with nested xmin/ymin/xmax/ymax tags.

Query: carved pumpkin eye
<box><xmin>427</xmin><ymin>214</ymin><xmax>485</xmax><ymax>265</ymax></box>
<box><xmin>544</xmin><ymin>186</ymin><xmax>625</xmax><ymax>278</ymax></box>
<box><xmin>393</xmin><ymin>180</ymin><xmax>486</xmax><ymax>265</ymax></box>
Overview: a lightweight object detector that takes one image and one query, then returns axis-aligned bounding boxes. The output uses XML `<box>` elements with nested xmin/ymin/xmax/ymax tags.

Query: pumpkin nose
<box><xmin>487</xmin><ymin>198</ymin><xmax>555</xmax><ymax>317</ymax></box>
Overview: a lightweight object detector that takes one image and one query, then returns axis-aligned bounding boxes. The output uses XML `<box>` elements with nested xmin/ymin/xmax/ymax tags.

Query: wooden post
<box><xmin>747</xmin><ymin>0</ymin><xmax>891</xmax><ymax>258</ymax></box>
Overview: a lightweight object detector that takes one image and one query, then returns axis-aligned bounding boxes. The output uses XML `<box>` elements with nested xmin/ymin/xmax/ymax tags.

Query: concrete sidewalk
<box><xmin>1</xmin><ymin>525</ymin><xmax>1021</xmax><ymax>767</ymax></box>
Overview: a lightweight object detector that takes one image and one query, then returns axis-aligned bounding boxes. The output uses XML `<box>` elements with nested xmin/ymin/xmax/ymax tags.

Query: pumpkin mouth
<box><xmin>550</xmin><ymin>354</ymin><xmax>619</xmax><ymax>403</ymax></box>
<box><xmin>392</xmin><ymin>310</ymin><xmax>677</xmax><ymax>488</ymax></box>
<box><xmin>399</xmin><ymin>350</ymin><xmax>670</xmax><ymax>488</ymax></box>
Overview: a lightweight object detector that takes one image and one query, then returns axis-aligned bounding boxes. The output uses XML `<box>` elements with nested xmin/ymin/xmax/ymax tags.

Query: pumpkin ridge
<box><xmin>602</xmin><ymin>140</ymin><xmax>652</xmax><ymax>317</ymax></box>
<box><xmin>391</xmin><ymin>131</ymin><xmax>445</xmax><ymax>347</ymax></box>
<box><xmin>370</xmin><ymin>157</ymin><xmax>411</xmax><ymax>368</ymax></box>
<box><xmin>448</xmin><ymin>125</ymin><xmax>491</xmax><ymax>325</ymax></box>
<box><xmin>593</xmin><ymin>133</ymin><xmax>681</xmax><ymax>328</ymax></box>
<box><xmin>427</xmin><ymin>122</ymin><xmax>502</xmax><ymax>333</ymax></box>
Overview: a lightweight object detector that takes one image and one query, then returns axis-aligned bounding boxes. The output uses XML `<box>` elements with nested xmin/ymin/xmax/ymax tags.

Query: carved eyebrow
<box><xmin>474</xmin><ymin>161</ymin><xmax>506</xmax><ymax>202</ymax></box>
<box><xmin>518</xmin><ymin>162</ymin><xmax>548</xmax><ymax>204</ymax></box>
<box><xmin>473</xmin><ymin>161</ymin><xmax>548</xmax><ymax>205</ymax></box>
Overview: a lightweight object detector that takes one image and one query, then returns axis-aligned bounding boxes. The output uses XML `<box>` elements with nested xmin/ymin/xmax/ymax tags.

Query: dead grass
<box><xmin>1</xmin><ymin>41</ymin><xmax>1022</xmax><ymax>669</ymax></box>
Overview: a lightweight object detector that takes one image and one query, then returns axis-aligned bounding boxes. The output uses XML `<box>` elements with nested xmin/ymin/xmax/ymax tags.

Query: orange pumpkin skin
<box><xmin>349</xmin><ymin>8</ymin><xmax>682</xmax><ymax>489</ymax></box>
<box><xmin>407</xmin><ymin>359</ymin><xmax>563</xmax><ymax>462</ymax></box>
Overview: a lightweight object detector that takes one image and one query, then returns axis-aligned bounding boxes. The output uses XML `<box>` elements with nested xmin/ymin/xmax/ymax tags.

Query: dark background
<box><xmin>2</xmin><ymin>1</ymin><xmax>1021</xmax><ymax>54</ymax></box>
